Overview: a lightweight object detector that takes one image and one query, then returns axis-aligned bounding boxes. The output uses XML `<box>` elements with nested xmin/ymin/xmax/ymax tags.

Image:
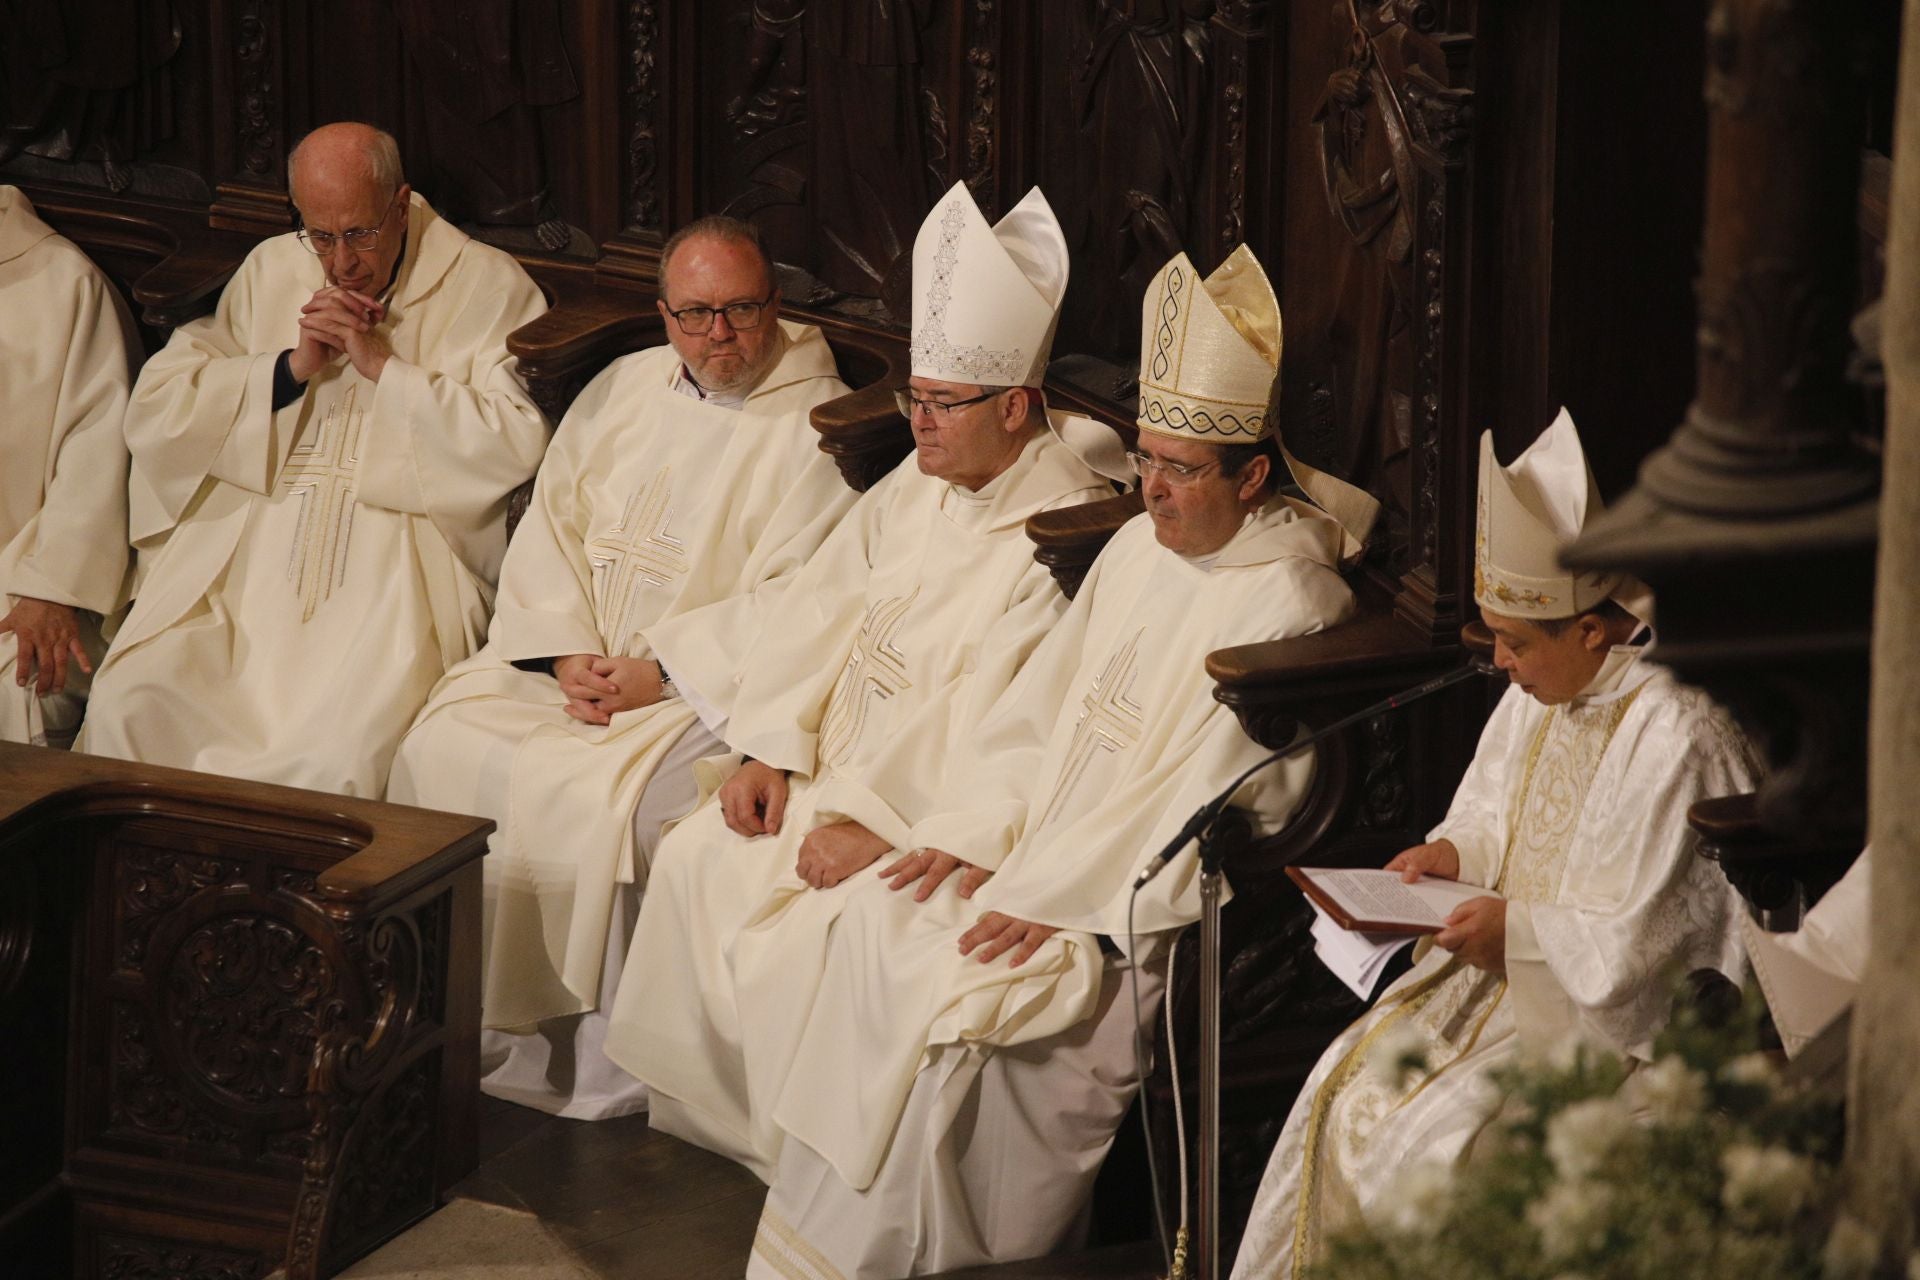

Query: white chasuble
<box><xmin>0</xmin><ymin>187</ymin><xmax>139</xmax><ymax>746</ymax></box>
<box><xmin>76</xmin><ymin>195</ymin><xmax>549</xmax><ymax>797</ymax></box>
<box><xmin>1230</xmin><ymin>652</ymin><xmax>1763</xmax><ymax>1280</ymax></box>
<box><xmin>384</xmin><ymin>325</ymin><xmax>855</xmax><ymax>1034</ymax></box>
<box><xmin>747</xmin><ymin>505</ymin><xmax>1353</xmax><ymax>1269</ymax></box>
<box><xmin>601</xmin><ymin>423</ymin><xmax>1115</xmax><ymax>1177</ymax></box>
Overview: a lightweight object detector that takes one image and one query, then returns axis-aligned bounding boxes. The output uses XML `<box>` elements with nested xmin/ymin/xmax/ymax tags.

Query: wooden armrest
<box><xmin>1024</xmin><ymin>491</ymin><xmax>1143</xmax><ymax>598</ymax></box>
<box><xmin>508</xmin><ymin>294</ymin><xmax>667</xmax><ymax>423</ymax></box>
<box><xmin>813</xmin><ymin>381</ymin><xmax>913</xmax><ymax>492</ymax></box>
<box><xmin>1687</xmin><ymin>791</ymin><xmax>1860</xmax><ymax>923</ymax></box>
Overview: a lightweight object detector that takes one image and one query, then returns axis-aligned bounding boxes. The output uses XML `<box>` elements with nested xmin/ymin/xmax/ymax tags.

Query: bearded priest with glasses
<box><xmin>77</xmin><ymin>122</ymin><xmax>549</xmax><ymax>798</ymax></box>
<box><xmin>385</xmin><ymin>214</ymin><xmax>859</xmax><ymax>1120</ymax></box>
<box><xmin>733</xmin><ymin>246</ymin><xmax>1376</xmax><ymax>1280</ymax></box>
<box><xmin>599</xmin><ymin>179</ymin><xmax>1129</xmax><ymax>1178</ymax></box>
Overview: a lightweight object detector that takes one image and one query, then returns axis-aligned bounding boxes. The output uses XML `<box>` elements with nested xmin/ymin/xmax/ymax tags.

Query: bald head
<box><xmin>288</xmin><ymin>123</ymin><xmax>411</xmax><ymax>292</ymax></box>
<box><xmin>289</xmin><ymin>123</ymin><xmax>404</xmax><ymax>207</ymax></box>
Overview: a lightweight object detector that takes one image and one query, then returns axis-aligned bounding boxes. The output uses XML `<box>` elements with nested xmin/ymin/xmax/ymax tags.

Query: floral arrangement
<box><xmin>1306</xmin><ymin>988</ymin><xmax>1910</xmax><ymax>1280</ymax></box>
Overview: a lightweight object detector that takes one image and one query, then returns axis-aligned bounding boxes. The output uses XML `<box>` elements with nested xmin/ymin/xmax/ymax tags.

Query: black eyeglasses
<box><xmin>893</xmin><ymin>388</ymin><xmax>1006</xmax><ymax>421</ymax></box>
<box><xmin>664</xmin><ymin>293</ymin><xmax>776</xmax><ymax>335</ymax></box>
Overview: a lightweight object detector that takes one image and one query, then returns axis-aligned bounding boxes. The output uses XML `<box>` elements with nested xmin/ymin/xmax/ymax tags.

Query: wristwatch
<box><xmin>657</xmin><ymin>660</ymin><xmax>679</xmax><ymax>700</ymax></box>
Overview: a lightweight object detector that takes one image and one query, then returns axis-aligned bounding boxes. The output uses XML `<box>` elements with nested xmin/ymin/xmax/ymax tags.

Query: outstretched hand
<box><xmin>0</xmin><ymin>597</ymin><xmax>90</xmax><ymax>695</ymax></box>
<box><xmin>880</xmin><ymin>848</ymin><xmax>991</xmax><ymax>902</ymax></box>
<box><xmin>957</xmin><ymin>912</ymin><xmax>1058</xmax><ymax>968</ymax></box>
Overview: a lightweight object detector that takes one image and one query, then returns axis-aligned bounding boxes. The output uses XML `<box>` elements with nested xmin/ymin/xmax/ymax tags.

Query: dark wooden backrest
<box><xmin>0</xmin><ymin>744</ymin><xmax>489</xmax><ymax>1280</ymax></box>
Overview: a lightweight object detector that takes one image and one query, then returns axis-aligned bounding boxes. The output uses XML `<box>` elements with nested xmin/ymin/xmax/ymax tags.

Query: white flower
<box><xmin>1721</xmin><ymin>1144</ymin><xmax>1820</xmax><ymax>1222</ymax></box>
<box><xmin>1545</xmin><ymin>1097</ymin><xmax>1635</xmax><ymax>1182</ymax></box>
<box><xmin>1380</xmin><ymin>1160</ymin><xmax>1454</xmax><ymax>1236</ymax></box>
<box><xmin>1822</xmin><ymin>1214</ymin><xmax>1881</xmax><ymax>1280</ymax></box>
<box><xmin>1528</xmin><ymin>1178</ymin><xmax>1613</xmax><ymax>1261</ymax></box>
<box><xmin>1365</xmin><ymin>1022</ymin><xmax>1428</xmax><ymax>1089</ymax></box>
<box><xmin>1621</xmin><ymin>1056</ymin><xmax>1707</xmax><ymax>1126</ymax></box>
<box><xmin>1720</xmin><ymin>1052</ymin><xmax>1778</xmax><ymax>1092</ymax></box>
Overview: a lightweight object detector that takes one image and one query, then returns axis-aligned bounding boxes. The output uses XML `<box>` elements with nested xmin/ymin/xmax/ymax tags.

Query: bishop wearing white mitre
<box><xmin>77</xmin><ymin>124</ymin><xmax>549</xmax><ymax>796</ymax></box>
<box><xmin>1230</xmin><ymin>409</ymin><xmax>1765</xmax><ymax>1280</ymax></box>
<box><xmin>601</xmin><ymin>180</ymin><xmax>1127</xmax><ymax>1173</ymax></box>
<box><xmin>385</xmin><ymin>216</ymin><xmax>858</xmax><ymax>1119</ymax></box>
<box><xmin>743</xmin><ymin>247</ymin><xmax>1382</xmax><ymax>1280</ymax></box>
<box><xmin>0</xmin><ymin>185</ymin><xmax>139</xmax><ymax>747</ymax></box>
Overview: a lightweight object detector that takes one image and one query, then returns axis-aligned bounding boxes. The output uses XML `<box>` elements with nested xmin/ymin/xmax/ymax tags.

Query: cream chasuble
<box><xmin>76</xmin><ymin>195</ymin><xmax>549</xmax><ymax>796</ymax></box>
<box><xmin>601</xmin><ymin>423</ymin><xmax>1115</xmax><ymax>1176</ymax></box>
<box><xmin>385</xmin><ymin>323</ymin><xmax>856</xmax><ymax>1033</ymax></box>
<box><xmin>1230</xmin><ymin>652</ymin><xmax>1763</xmax><ymax>1280</ymax></box>
<box><xmin>744</xmin><ymin>504</ymin><xmax>1358</xmax><ymax>1279</ymax></box>
<box><xmin>0</xmin><ymin>187</ymin><xmax>140</xmax><ymax>746</ymax></box>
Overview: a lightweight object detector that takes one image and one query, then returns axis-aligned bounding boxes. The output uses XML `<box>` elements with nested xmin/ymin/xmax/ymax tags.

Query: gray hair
<box><xmin>658</xmin><ymin>215</ymin><xmax>775</xmax><ymax>297</ymax></box>
<box><xmin>288</xmin><ymin>123</ymin><xmax>406</xmax><ymax>201</ymax></box>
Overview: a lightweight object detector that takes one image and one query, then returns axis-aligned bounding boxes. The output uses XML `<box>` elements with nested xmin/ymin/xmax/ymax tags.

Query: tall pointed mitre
<box><xmin>1136</xmin><ymin>246</ymin><xmax>1381</xmax><ymax>561</ymax></box>
<box><xmin>910</xmin><ymin>181</ymin><xmax>1065</xmax><ymax>387</ymax></box>
<box><xmin>1476</xmin><ymin>407</ymin><xmax>1651</xmax><ymax>621</ymax></box>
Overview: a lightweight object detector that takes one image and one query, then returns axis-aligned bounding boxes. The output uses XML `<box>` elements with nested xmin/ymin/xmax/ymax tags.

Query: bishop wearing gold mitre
<box><xmin>741</xmin><ymin>247</ymin><xmax>1381</xmax><ymax>1280</ymax></box>
<box><xmin>1230</xmin><ymin>410</ymin><xmax>1764</xmax><ymax>1280</ymax></box>
<box><xmin>77</xmin><ymin>124</ymin><xmax>549</xmax><ymax>797</ymax></box>
<box><xmin>600</xmin><ymin>180</ymin><xmax>1127</xmax><ymax>1175</ymax></box>
<box><xmin>0</xmin><ymin>184</ymin><xmax>139</xmax><ymax>748</ymax></box>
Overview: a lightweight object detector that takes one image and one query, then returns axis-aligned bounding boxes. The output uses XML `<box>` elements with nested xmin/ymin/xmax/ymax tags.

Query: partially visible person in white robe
<box><xmin>1744</xmin><ymin>846</ymin><xmax>1871</xmax><ymax>1056</ymax></box>
<box><xmin>77</xmin><ymin>123</ymin><xmax>548</xmax><ymax>796</ymax></box>
<box><xmin>1230</xmin><ymin>410</ymin><xmax>1765</xmax><ymax>1280</ymax></box>
<box><xmin>0</xmin><ymin>185</ymin><xmax>140</xmax><ymax>748</ymax></box>
<box><xmin>602</xmin><ymin>181</ymin><xmax>1126</xmax><ymax>1178</ymax></box>
<box><xmin>385</xmin><ymin>217</ymin><xmax>857</xmax><ymax>1119</ymax></box>
<box><xmin>744</xmin><ymin>246</ymin><xmax>1381</xmax><ymax>1280</ymax></box>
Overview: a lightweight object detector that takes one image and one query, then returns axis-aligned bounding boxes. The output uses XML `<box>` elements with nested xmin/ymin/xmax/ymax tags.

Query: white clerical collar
<box><xmin>1572</xmin><ymin>639</ymin><xmax>1652</xmax><ymax>706</ymax></box>
<box><xmin>671</xmin><ymin>363</ymin><xmax>748</xmax><ymax>411</ymax></box>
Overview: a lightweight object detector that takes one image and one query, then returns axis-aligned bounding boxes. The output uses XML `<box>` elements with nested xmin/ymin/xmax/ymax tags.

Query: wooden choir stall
<box><xmin>0</xmin><ymin>0</ymin><xmax>1898</xmax><ymax>1275</ymax></box>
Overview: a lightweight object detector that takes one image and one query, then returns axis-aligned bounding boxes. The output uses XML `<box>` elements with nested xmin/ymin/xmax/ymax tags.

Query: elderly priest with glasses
<box><xmin>1229</xmin><ymin>410</ymin><xmax>1764</xmax><ymax>1280</ymax></box>
<box><xmin>600</xmin><ymin>179</ymin><xmax>1126</xmax><ymax>1177</ymax></box>
<box><xmin>77</xmin><ymin>122</ymin><xmax>549</xmax><ymax>797</ymax></box>
<box><xmin>739</xmin><ymin>246</ymin><xmax>1377</xmax><ymax>1280</ymax></box>
<box><xmin>386</xmin><ymin>215</ymin><xmax>858</xmax><ymax>1120</ymax></box>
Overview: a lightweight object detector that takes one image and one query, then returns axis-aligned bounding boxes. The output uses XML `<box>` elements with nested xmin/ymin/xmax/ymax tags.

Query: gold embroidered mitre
<box><xmin>910</xmin><ymin>181</ymin><xmax>1066</xmax><ymax>387</ymax></box>
<box><xmin>1137</xmin><ymin>246</ymin><xmax>1383</xmax><ymax>562</ymax></box>
<box><xmin>1136</xmin><ymin>245</ymin><xmax>1278</xmax><ymax>445</ymax></box>
<box><xmin>1475</xmin><ymin>407</ymin><xmax>1640</xmax><ymax>620</ymax></box>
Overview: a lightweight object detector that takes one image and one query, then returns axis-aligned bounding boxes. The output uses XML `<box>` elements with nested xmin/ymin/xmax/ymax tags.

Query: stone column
<box><xmin>1850</xmin><ymin>0</ymin><xmax>1920</xmax><ymax>1260</ymax></box>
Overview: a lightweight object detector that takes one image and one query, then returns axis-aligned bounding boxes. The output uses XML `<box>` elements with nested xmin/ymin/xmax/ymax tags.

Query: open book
<box><xmin>1288</xmin><ymin>866</ymin><xmax>1499</xmax><ymax>934</ymax></box>
<box><xmin>1290</xmin><ymin>867</ymin><xmax>1504</xmax><ymax>1001</ymax></box>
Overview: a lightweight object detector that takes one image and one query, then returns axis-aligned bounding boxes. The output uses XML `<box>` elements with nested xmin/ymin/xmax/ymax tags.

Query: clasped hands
<box><xmin>713</xmin><ymin>762</ymin><xmax>1053</xmax><ymax>966</ymax></box>
<box><xmin>1385</xmin><ymin>838</ymin><xmax>1507</xmax><ymax>974</ymax></box>
<box><xmin>1</xmin><ymin>596</ymin><xmax>89</xmax><ymax>695</ymax></box>
<box><xmin>554</xmin><ymin>653</ymin><xmax>665</xmax><ymax>725</ymax></box>
<box><xmin>292</xmin><ymin>286</ymin><xmax>391</xmax><ymax>383</ymax></box>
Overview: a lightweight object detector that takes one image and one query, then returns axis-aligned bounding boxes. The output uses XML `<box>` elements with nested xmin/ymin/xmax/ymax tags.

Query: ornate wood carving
<box><xmin>625</xmin><ymin>0</ymin><xmax>665</xmax><ymax>233</ymax></box>
<box><xmin>0</xmin><ymin>744</ymin><xmax>487</xmax><ymax>1280</ymax></box>
<box><xmin>97</xmin><ymin>1234</ymin><xmax>270</xmax><ymax>1280</ymax></box>
<box><xmin>211</xmin><ymin>0</ymin><xmax>291</xmax><ymax>233</ymax></box>
<box><xmin>965</xmin><ymin>0</ymin><xmax>1001</xmax><ymax>208</ymax></box>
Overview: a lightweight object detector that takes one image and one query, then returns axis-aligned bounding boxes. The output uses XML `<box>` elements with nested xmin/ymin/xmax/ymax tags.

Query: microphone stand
<box><xmin>1142</xmin><ymin>658</ymin><xmax>1493</xmax><ymax>1280</ymax></box>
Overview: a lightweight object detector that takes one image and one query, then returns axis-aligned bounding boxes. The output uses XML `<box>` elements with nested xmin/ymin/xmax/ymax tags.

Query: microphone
<box><xmin>1131</xmin><ymin>657</ymin><xmax>1497</xmax><ymax>889</ymax></box>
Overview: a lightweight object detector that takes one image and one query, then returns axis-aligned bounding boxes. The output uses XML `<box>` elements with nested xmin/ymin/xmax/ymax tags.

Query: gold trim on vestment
<box><xmin>1288</xmin><ymin>683</ymin><xmax>1643</xmax><ymax>1276</ymax></box>
<box><xmin>752</xmin><ymin>1205</ymin><xmax>848</xmax><ymax>1280</ymax></box>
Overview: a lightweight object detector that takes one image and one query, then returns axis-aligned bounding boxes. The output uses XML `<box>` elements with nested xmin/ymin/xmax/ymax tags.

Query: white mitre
<box><xmin>1136</xmin><ymin>246</ymin><xmax>1381</xmax><ymax>561</ymax></box>
<box><xmin>1476</xmin><ymin>407</ymin><xmax>1651</xmax><ymax>621</ymax></box>
<box><xmin>910</xmin><ymin>181</ymin><xmax>1064</xmax><ymax>387</ymax></box>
